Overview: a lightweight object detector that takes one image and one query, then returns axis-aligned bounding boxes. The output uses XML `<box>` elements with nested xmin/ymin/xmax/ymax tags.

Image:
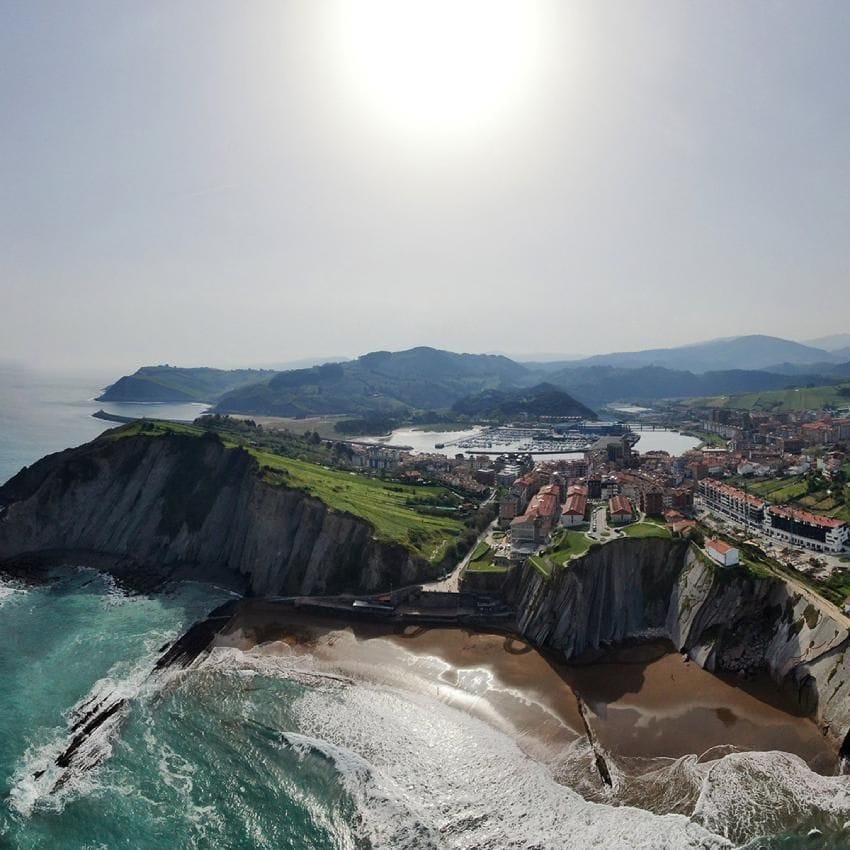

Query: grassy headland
<box><xmin>108</xmin><ymin>418</ymin><xmax>483</xmax><ymax>565</ymax></box>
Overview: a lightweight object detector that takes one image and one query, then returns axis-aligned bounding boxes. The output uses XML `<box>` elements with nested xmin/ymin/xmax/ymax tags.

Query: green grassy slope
<box><xmin>622</xmin><ymin>522</ymin><xmax>672</xmax><ymax>539</ymax></box>
<box><xmin>254</xmin><ymin>452</ymin><xmax>464</xmax><ymax>562</ymax></box>
<box><xmin>686</xmin><ymin>382</ymin><xmax>850</xmax><ymax>412</ymax></box>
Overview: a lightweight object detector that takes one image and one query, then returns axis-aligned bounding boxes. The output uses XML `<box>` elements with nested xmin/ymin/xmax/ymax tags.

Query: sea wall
<box><xmin>507</xmin><ymin>538</ymin><xmax>850</xmax><ymax>740</ymax></box>
<box><xmin>0</xmin><ymin>433</ymin><xmax>426</xmax><ymax>595</ymax></box>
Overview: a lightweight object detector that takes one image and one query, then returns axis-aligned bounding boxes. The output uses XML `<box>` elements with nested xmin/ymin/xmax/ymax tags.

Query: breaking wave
<box><xmin>4</xmin><ymin>578</ymin><xmax>850</xmax><ymax>849</ymax></box>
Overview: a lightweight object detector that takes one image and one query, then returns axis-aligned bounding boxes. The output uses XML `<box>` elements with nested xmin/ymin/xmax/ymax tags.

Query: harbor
<box><xmin>435</xmin><ymin>424</ymin><xmax>631</xmax><ymax>455</ymax></box>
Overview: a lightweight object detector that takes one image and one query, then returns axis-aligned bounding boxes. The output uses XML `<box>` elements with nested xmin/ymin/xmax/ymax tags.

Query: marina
<box><xmin>360</xmin><ymin>424</ymin><xmax>703</xmax><ymax>459</ymax></box>
<box><xmin>435</xmin><ymin>425</ymin><xmax>637</xmax><ymax>456</ymax></box>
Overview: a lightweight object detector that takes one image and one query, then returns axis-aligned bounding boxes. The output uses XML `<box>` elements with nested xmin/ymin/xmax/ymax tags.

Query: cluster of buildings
<box><xmin>497</xmin><ymin>456</ymin><xmax>657</xmax><ymax>553</ymax></box>
<box><xmin>693</xmin><ymin>408</ymin><xmax>850</xmax><ymax>453</ymax></box>
<box><xmin>699</xmin><ymin>478</ymin><xmax>849</xmax><ymax>553</ymax></box>
<box><xmin>344</xmin><ymin>405</ymin><xmax>850</xmax><ymax>560</ymax></box>
<box><xmin>346</xmin><ymin>442</ymin><xmax>491</xmax><ymax>496</ymax></box>
<box><xmin>510</xmin><ymin>483</ymin><xmax>562</xmax><ymax>546</ymax></box>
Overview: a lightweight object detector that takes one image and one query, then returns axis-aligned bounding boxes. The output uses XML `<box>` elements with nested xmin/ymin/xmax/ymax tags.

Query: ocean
<box><xmin>1</xmin><ymin>366</ymin><xmax>850</xmax><ymax>849</ymax></box>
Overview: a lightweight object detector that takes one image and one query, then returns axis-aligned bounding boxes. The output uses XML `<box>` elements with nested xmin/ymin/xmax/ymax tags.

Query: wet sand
<box><xmin>562</xmin><ymin>652</ymin><xmax>836</xmax><ymax>773</ymax></box>
<box><xmin>216</xmin><ymin>605</ymin><xmax>837</xmax><ymax>775</ymax></box>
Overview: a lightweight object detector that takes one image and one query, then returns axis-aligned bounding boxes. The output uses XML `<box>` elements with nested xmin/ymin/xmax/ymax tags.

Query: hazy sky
<box><xmin>2</xmin><ymin>1</ymin><xmax>849</xmax><ymax>371</ymax></box>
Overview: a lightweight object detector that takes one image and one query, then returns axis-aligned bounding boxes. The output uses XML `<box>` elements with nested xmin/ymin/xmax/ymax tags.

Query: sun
<box><xmin>327</xmin><ymin>0</ymin><xmax>544</xmax><ymax>143</ymax></box>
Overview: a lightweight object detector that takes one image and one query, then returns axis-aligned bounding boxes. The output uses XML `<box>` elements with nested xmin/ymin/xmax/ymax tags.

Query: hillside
<box><xmin>760</xmin><ymin>361</ymin><xmax>850</xmax><ymax>378</ymax></box>
<box><xmin>804</xmin><ymin>334</ymin><xmax>850</xmax><ymax>352</ymax></box>
<box><xmin>99</xmin><ymin>338</ymin><xmax>850</xmax><ymax>417</ymax></box>
<box><xmin>548</xmin><ymin>365</ymin><xmax>804</xmax><ymax>408</ymax></box>
<box><xmin>214</xmin><ymin>347</ymin><xmax>530</xmax><ymax>417</ymax></box>
<box><xmin>98</xmin><ymin>366</ymin><xmax>277</xmax><ymax>403</ymax></box>
<box><xmin>571</xmin><ymin>335</ymin><xmax>831</xmax><ymax>373</ymax></box>
<box><xmin>451</xmin><ymin>383</ymin><xmax>596</xmax><ymax>420</ymax></box>
<box><xmin>684</xmin><ymin>381</ymin><xmax>850</xmax><ymax>412</ymax></box>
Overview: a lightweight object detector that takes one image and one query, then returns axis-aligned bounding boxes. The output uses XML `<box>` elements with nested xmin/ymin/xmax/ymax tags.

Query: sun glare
<box><xmin>329</xmin><ymin>0</ymin><xmax>544</xmax><ymax>142</ymax></box>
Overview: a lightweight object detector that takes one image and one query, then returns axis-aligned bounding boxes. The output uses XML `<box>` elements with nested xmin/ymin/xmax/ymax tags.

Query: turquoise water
<box><xmin>3</xmin><ymin>368</ymin><xmax>850</xmax><ymax>848</ymax></box>
<box><xmin>0</xmin><ymin>570</ymin><xmax>357</xmax><ymax>849</ymax></box>
<box><xmin>0</xmin><ymin>571</ymin><xmax>368</xmax><ymax>850</ymax></box>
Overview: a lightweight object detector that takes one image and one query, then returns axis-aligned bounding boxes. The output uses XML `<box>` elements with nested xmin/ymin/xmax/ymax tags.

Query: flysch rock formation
<box><xmin>507</xmin><ymin>537</ymin><xmax>850</xmax><ymax>744</ymax></box>
<box><xmin>0</xmin><ymin>432</ymin><xmax>427</xmax><ymax>595</ymax></box>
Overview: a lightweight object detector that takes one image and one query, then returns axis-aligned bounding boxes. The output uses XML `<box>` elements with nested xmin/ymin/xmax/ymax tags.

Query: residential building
<box><xmin>498</xmin><ymin>497</ymin><xmax>518</xmax><ymax>529</ymax></box>
<box><xmin>511</xmin><ymin>474</ymin><xmax>539</xmax><ymax>512</ymax></box>
<box><xmin>560</xmin><ymin>492</ymin><xmax>588</xmax><ymax>527</ymax></box>
<box><xmin>699</xmin><ymin>478</ymin><xmax>766</xmax><ymax>526</ymax></box>
<box><xmin>511</xmin><ymin>483</ymin><xmax>561</xmax><ymax>547</ymax></box>
<box><xmin>763</xmin><ymin>506</ymin><xmax>849</xmax><ymax>553</ymax></box>
<box><xmin>706</xmin><ymin>539</ymin><xmax>740</xmax><ymax>567</ymax></box>
<box><xmin>640</xmin><ymin>489</ymin><xmax>664</xmax><ymax>517</ymax></box>
<box><xmin>608</xmin><ymin>494</ymin><xmax>634</xmax><ymax>524</ymax></box>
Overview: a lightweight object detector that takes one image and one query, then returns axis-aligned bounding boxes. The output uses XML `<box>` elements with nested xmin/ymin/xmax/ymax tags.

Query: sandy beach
<box><xmin>215</xmin><ymin>604</ymin><xmax>837</xmax><ymax>778</ymax></box>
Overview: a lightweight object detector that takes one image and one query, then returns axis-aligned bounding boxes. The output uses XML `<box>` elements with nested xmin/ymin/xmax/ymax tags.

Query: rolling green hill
<box><xmin>548</xmin><ymin>365</ymin><xmax>809</xmax><ymax>408</ymax></box>
<box><xmin>98</xmin><ymin>366</ymin><xmax>277</xmax><ymax>403</ymax></box>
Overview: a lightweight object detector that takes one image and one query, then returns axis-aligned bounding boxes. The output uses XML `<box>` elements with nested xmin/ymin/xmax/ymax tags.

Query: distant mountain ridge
<box><xmin>567</xmin><ymin>335</ymin><xmax>832</xmax><ymax>373</ymax></box>
<box><xmin>803</xmin><ymin>334</ymin><xmax>850</xmax><ymax>352</ymax></box>
<box><xmin>548</xmin><ymin>364</ymin><xmax>820</xmax><ymax>409</ymax></box>
<box><xmin>99</xmin><ymin>334</ymin><xmax>850</xmax><ymax>415</ymax></box>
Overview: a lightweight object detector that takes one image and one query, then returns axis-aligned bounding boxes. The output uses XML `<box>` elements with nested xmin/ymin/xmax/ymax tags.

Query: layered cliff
<box><xmin>0</xmin><ymin>432</ymin><xmax>429</xmax><ymax>595</ymax></box>
<box><xmin>508</xmin><ymin>538</ymin><xmax>850</xmax><ymax>741</ymax></box>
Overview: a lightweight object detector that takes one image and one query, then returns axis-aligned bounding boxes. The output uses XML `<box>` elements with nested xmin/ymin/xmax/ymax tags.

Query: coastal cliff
<box><xmin>0</xmin><ymin>432</ymin><xmax>428</xmax><ymax>595</ymax></box>
<box><xmin>508</xmin><ymin>538</ymin><xmax>850</xmax><ymax>741</ymax></box>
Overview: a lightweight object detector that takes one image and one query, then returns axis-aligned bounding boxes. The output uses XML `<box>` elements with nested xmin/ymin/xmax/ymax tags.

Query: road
<box><xmin>425</xmin><ymin>516</ymin><xmax>499</xmax><ymax>593</ymax></box>
<box><xmin>587</xmin><ymin>503</ymin><xmax>625</xmax><ymax>541</ymax></box>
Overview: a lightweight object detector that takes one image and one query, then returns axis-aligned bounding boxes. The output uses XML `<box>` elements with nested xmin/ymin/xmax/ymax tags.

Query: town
<box><xmin>320</xmin><ymin>405</ymin><xmax>850</xmax><ymax>609</ymax></box>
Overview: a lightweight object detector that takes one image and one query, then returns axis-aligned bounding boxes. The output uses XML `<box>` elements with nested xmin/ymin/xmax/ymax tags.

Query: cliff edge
<box><xmin>0</xmin><ymin>432</ymin><xmax>428</xmax><ymax>595</ymax></box>
<box><xmin>508</xmin><ymin>538</ymin><xmax>850</xmax><ymax>742</ymax></box>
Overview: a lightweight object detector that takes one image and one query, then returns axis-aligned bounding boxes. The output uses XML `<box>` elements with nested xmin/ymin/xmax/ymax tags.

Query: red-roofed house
<box><xmin>608</xmin><ymin>495</ymin><xmax>633</xmax><ymax>524</ymax></box>
<box><xmin>560</xmin><ymin>493</ymin><xmax>588</xmax><ymax>527</ymax></box>
<box><xmin>706</xmin><ymin>539</ymin><xmax>739</xmax><ymax>567</ymax></box>
<box><xmin>511</xmin><ymin>484</ymin><xmax>561</xmax><ymax>546</ymax></box>
<box><xmin>669</xmin><ymin>519</ymin><xmax>698</xmax><ymax>538</ymax></box>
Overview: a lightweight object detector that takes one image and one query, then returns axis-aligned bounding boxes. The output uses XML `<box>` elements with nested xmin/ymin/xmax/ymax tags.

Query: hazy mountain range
<box><xmin>534</xmin><ymin>334</ymin><xmax>850</xmax><ymax>373</ymax></box>
<box><xmin>97</xmin><ymin>334</ymin><xmax>850</xmax><ymax>418</ymax></box>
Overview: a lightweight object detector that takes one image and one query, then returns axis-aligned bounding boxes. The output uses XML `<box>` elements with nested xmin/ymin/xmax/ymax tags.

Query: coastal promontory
<box><xmin>0</xmin><ymin>422</ymin><xmax>475</xmax><ymax>595</ymax></box>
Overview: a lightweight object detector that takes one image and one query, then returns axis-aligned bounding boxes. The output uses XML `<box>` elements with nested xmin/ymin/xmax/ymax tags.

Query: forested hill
<box><xmin>451</xmin><ymin>383</ymin><xmax>596</xmax><ymax>420</ymax></box>
<box><xmin>214</xmin><ymin>347</ymin><xmax>529</xmax><ymax>417</ymax></box>
<box><xmin>97</xmin><ymin>366</ymin><xmax>276</xmax><ymax>403</ymax></box>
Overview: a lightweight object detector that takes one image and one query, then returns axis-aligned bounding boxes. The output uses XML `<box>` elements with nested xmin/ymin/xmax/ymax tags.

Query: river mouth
<box><xmin>216</xmin><ymin>606</ymin><xmax>837</xmax><ymax>780</ymax></box>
